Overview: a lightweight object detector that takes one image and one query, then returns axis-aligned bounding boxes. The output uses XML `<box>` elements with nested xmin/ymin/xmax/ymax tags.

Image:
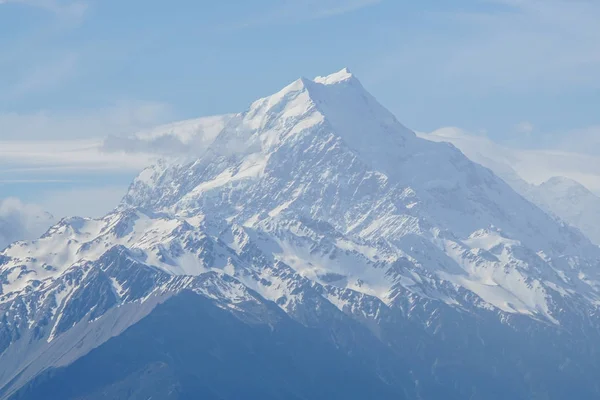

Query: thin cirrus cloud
<box><xmin>0</xmin><ymin>179</ymin><xmax>75</xmax><ymax>183</ymax></box>
<box><xmin>0</xmin><ymin>139</ymin><xmax>155</xmax><ymax>173</ymax></box>
<box><xmin>445</xmin><ymin>0</ymin><xmax>600</xmax><ymax>88</ymax></box>
<box><xmin>229</xmin><ymin>0</ymin><xmax>382</xmax><ymax>29</ymax></box>
<box><xmin>515</xmin><ymin>121</ymin><xmax>534</xmax><ymax>135</ymax></box>
<box><xmin>0</xmin><ymin>138</ymin><xmax>152</xmax><ymax>219</ymax></box>
<box><xmin>368</xmin><ymin>0</ymin><xmax>600</xmax><ymax>94</ymax></box>
<box><xmin>0</xmin><ymin>0</ymin><xmax>89</xmax><ymax>105</ymax></box>
<box><xmin>0</xmin><ymin>101</ymin><xmax>174</xmax><ymax>140</ymax></box>
<box><xmin>311</xmin><ymin>0</ymin><xmax>382</xmax><ymax>18</ymax></box>
<box><xmin>0</xmin><ymin>101</ymin><xmax>174</xmax><ymax>179</ymax></box>
<box><xmin>8</xmin><ymin>53</ymin><xmax>79</xmax><ymax>98</ymax></box>
<box><xmin>0</xmin><ymin>0</ymin><xmax>88</xmax><ymax>20</ymax></box>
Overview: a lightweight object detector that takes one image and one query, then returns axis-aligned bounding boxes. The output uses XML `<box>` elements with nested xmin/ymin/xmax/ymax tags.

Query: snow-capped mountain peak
<box><xmin>227</xmin><ymin>69</ymin><xmax>414</xmax><ymax>160</ymax></box>
<box><xmin>539</xmin><ymin>176</ymin><xmax>593</xmax><ymax>196</ymax></box>
<box><xmin>4</xmin><ymin>69</ymin><xmax>600</xmax><ymax>398</ymax></box>
<box><xmin>313</xmin><ymin>67</ymin><xmax>354</xmax><ymax>85</ymax></box>
<box><xmin>120</xmin><ymin>69</ymin><xmax>600</xmax><ymax>324</ymax></box>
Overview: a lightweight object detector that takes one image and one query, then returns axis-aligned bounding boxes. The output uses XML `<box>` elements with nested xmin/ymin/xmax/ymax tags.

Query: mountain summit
<box><xmin>202</xmin><ymin>67</ymin><xmax>416</xmax><ymax>171</ymax></box>
<box><xmin>3</xmin><ymin>70</ymin><xmax>600</xmax><ymax>399</ymax></box>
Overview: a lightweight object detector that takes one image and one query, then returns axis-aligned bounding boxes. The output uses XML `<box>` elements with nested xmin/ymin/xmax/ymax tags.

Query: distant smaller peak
<box><xmin>544</xmin><ymin>176</ymin><xmax>580</xmax><ymax>187</ymax></box>
<box><xmin>313</xmin><ymin>67</ymin><xmax>355</xmax><ymax>85</ymax></box>
<box><xmin>540</xmin><ymin>176</ymin><xmax>596</xmax><ymax>196</ymax></box>
<box><xmin>543</xmin><ymin>176</ymin><xmax>591</xmax><ymax>190</ymax></box>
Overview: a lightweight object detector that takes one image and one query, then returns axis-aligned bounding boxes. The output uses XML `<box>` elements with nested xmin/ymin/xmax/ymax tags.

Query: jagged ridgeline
<box><xmin>2</xmin><ymin>69</ymin><xmax>600</xmax><ymax>399</ymax></box>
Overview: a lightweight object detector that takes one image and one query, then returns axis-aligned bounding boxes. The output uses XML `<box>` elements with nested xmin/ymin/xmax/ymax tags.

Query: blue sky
<box><xmin>1</xmin><ymin>0</ymin><xmax>599</xmax><ymax>217</ymax></box>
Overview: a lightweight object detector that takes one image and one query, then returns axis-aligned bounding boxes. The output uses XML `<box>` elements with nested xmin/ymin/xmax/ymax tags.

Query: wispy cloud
<box><xmin>228</xmin><ymin>0</ymin><xmax>382</xmax><ymax>30</ymax></box>
<box><xmin>0</xmin><ymin>137</ymin><xmax>152</xmax><ymax>218</ymax></box>
<box><xmin>515</xmin><ymin>121</ymin><xmax>534</xmax><ymax>135</ymax></box>
<box><xmin>0</xmin><ymin>179</ymin><xmax>75</xmax><ymax>183</ymax></box>
<box><xmin>0</xmin><ymin>101</ymin><xmax>174</xmax><ymax>140</ymax></box>
<box><xmin>8</xmin><ymin>52</ymin><xmax>78</xmax><ymax>98</ymax></box>
<box><xmin>369</xmin><ymin>0</ymin><xmax>600</xmax><ymax>94</ymax></box>
<box><xmin>0</xmin><ymin>102</ymin><xmax>174</xmax><ymax>181</ymax></box>
<box><xmin>445</xmin><ymin>0</ymin><xmax>600</xmax><ymax>88</ymax></box>
<box><xmin>0</xmin><ymin>0</ymin><xmax>90</xmax><ymax>102</ymax></box>
<box><xmin>0</xmin><ymin>0</ymin><xmax>88</xmax><ymax>22</ymax></box>
<box><xmin>0</xmin><ymin>139</ymin><xmax>154</xmax><ymax>173</ymax></box>
<box><xmin>311</xmin><ymin>0</ymin><xmax>382</xmax><ymax>19</ymax></box>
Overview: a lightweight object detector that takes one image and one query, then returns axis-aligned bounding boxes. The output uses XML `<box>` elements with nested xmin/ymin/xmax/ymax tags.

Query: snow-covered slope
<box><xmin>3</xmin><ymin>69</ymin><xmax>600</xmax><ymax>398</ymax></box>
<box><xmin>420</xmin><ymin>128</ymin><xmax>600</xmax><ymax>245</ymax></box>
<box><xmin>123</xmin><ymin>68</ymin><xmax>600</xmax><ymax>320</ymax></box>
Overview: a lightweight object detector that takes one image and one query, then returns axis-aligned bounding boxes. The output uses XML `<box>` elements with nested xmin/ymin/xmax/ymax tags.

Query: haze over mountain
<box><xmin>0</xmin><ymin>199</ymin><xmax>54</xmax><ymax>251</ymax></box>
<box><xmin>2</xmin><ymin>70</ymin><xmax>600</xmax><ymax>399</ymax></box>
<box><xmin>420</xmin><ymin>128</ymin><xmax>600</xmax><ymax>245</ymax></box>
<box><xmin>530</xmin><ymin>177</ymin><xmax>600</xmax><ymax>245</ymax></box>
